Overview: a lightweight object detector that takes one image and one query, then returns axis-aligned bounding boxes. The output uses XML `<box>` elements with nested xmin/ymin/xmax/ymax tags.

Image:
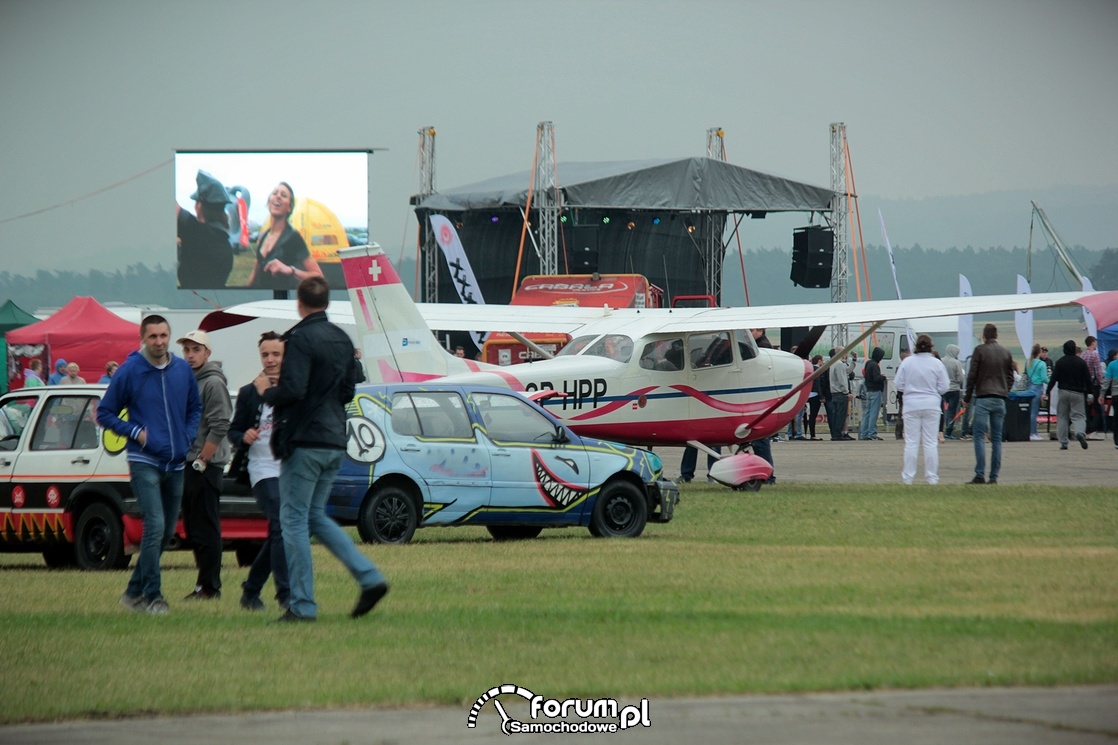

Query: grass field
<box><xmin>1</xmin><ymin>482</ymin><xmax>1116</xmax><ymax>724</ymax></box>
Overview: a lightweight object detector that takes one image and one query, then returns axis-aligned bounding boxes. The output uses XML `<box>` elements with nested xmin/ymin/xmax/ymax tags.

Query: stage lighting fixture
<box><xmin>626</xmin><ymin>221</ymin><xmax>635</xmax><ymax>230</ymax></box>
<box><xmin>490</xmin><ymin>216</ymin><xmax>499</xmax><ymax>223</ymax></box>
<box><xmin>602</xmin><ymin>216</ymin><xmax>610</xmax><ymax>224</ymax></box>
<box><xmin>652</xmin><ymin>217</ymin><xmax>661</xmax><ymax>225</ymax></box>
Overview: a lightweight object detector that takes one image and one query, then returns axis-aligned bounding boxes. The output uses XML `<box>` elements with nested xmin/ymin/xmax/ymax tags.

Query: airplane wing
<box><xmin>203</xmin><ymin>291</ymin><xmax>1118</xmax><ymax>336</ymax></box>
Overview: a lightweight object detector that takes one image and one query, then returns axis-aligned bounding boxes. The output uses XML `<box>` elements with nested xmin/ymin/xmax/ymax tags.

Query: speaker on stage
<box><xmin>790</xmin><ymin>226</ymin><xmax>834</xmax><ymax>288</ymax></box>
<box><xmin>571</xmin><ymin>226</ymin><xmax>599</xmax><ymax>272</ymax></box>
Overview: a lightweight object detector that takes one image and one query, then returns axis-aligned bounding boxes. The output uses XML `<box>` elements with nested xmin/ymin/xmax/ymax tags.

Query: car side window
<box><xmin>0</xmin><ymin>396</ymin><xmax>37</xmax><ymax>451</ymax></box>
<box><xmin>30</xmin><ymin>396</ymin><xmax>100</xmax><ymax>451</ymax></box>
<box><xmin>473</xmin><ymin>392</ymin><xmax>557</xmax><ymax>444</ymax></box>
<box><xmin>391</xmin><ymin>392</ymin><xmax>473</xmax><ymax>440</ymax></box>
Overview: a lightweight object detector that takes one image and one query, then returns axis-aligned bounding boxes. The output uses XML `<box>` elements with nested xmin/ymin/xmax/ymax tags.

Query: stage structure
<box><xmin>412</xmin><ymin>157</ymin><xmax>835</xmax><ymax>308</ymax></box>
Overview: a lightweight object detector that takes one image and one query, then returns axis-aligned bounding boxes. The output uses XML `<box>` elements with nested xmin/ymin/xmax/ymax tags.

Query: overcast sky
<box><xmin>1</xmin><ymin>0</ymin><xmax>1116</xmax><ymax>285</ymax></box>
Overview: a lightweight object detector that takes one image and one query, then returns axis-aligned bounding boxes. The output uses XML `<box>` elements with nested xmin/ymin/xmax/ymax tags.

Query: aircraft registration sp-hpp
<box><xmin>206</xmin><ymin>244</ymin><xmax>1118</xmax><ymax>489</ymax></box>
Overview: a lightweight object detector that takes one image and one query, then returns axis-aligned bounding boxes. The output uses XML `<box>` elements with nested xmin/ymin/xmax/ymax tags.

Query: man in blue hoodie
<box><xmin>98</xmin><ymin>315</ymin><xmax>201</xmax><ymax>615</ymax></box>
<box><xmin>47</xmin><ymin>359</ymin><xmax>68</xmax><ymax>385</ymax></box>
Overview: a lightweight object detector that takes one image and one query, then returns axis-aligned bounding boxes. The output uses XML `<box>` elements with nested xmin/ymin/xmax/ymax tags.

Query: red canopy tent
<box><xmin>5</xmin><ymin>297</ymin><xmax>140</xmax><ymax>390</ymax></box>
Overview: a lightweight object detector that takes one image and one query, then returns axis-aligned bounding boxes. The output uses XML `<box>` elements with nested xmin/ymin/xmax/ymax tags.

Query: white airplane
<box><xmin>206</xmin><ymin>244</ymin><xmax>1118</xmax><ymax>488</ymax></box>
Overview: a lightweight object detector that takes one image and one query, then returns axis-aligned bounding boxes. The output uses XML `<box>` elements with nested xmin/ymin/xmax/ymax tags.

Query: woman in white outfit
<box><xmin>893</xmin><ymin>334</ymin><xmax>950</xmax><ymax>484</ymax></box>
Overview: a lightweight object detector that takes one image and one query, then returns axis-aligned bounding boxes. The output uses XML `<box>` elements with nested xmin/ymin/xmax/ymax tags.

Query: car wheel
<box><xmin>75</xmin><ymin>502</ymin><xmax>129</xmax><ymax>570</ymax></box>
<box><xmin>486</xmin><ymin>525</ymin><xmax>543</xmax><ymax>541</ymax></box>
<box><xmin>358</xmin><ymin>486</ymin><xmax>418</xmax><ymax>544</ymax></box>
<box><xmin>589</xmin><ymin>481</ymin><xmax>648</xmax><ymax>538</ymax></box>
<box><xmin>42</xmin><ymin>544</ymin><xmax>77</xmax><ymax>568</ymax></box>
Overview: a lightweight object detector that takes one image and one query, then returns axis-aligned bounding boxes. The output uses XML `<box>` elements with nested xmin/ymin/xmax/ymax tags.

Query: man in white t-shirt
<box><xmin>228</xmin><ymin>332</ymin><xmax>289</xmax><ymax>611</ymax></box>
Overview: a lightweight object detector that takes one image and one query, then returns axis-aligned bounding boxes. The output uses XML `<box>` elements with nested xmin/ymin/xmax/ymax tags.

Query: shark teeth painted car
<box><xmin>327</xmin><ymin>384</ymin><xmax>679</xmax><ymax>544</ymax></box>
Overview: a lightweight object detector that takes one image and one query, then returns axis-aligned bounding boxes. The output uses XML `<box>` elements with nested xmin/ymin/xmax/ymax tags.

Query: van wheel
<box><xmin>75</xmin><ymin>502</ymin><xmax>129</xmax><ymax>570</ymax></box>
<box><xmin>358</xmin><ymin>486</ymin><xmax>418</xmax><ymax>544</ymax></box>
<box><xmin>589</xmin><ymin>481</ymin><xmax>648</xmax><ymax>538</ymax></box>
<box><xmin>42</xmin><ymin>544</ymin><xmax>77</xmax><ymax>568</ymax></box>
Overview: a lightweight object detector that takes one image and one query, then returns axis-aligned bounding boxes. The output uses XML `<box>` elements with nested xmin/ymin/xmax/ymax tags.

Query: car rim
<box><xmin>605</xmin><ymin>495</ymin><xmax>634</xmax><ymax>531</ymax></box>
<box><xmin>85</xmin><ymin>520</ymin><xmax>109</xmax><ymax>563</ymax></box>
<box><xmin>375</xmin><ymin>497</ymin><xmax>409</xmax><ymax>540</ymax></box>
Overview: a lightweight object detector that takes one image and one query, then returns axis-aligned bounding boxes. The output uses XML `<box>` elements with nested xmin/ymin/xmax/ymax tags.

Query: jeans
<box><xmin>901</xmin><ymin>409</ymin><xmax>941</xmax><ymax>484</ymax></box>
<box><xmin>942</xmin><ymin>390</ymin><xmax>961</xmax><ymax>436</ymax></box>
<box><xmin>1026</xmin><ymin>383</ymin><xmax>1045</xmax><ymax>436</ymax></box>
<box><xmin>859</xmin><ymin>391</ymin><xmax>882</xmax><ymax>439</ymax></box>
<box><xmin>125</xmin><ymin>463</ymin><xmax>184</xmax><ymax>602</ymax></box>
<box><xmin>243</xmin><ymin>477</ymin><xmax>289</xmax><ymax>604</ymax></box>
<box><xmin>829</xmin><ymin>396</ymin><xmax>849</xmax><ymax>439</ymax></box>
<box><xmin>971</xmin><ymin>397</ymin><xmax>1006</xmax><ymax>481</ymax></box>
<box><xmin>680</xmin><ymin>446</ymin><xmax>719</xmax><ymax>480</ymax></box>
<box><xmin>280</xmin><ymin>448</ymin><xmax>385</xmax><ymax>619</ymax></box>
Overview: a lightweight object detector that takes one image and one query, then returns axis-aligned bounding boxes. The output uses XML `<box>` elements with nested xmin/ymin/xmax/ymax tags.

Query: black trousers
<box><xmin>183</xmin><ymin>465</ymin><xmax>223</xmax><ymax>591</ymax></box>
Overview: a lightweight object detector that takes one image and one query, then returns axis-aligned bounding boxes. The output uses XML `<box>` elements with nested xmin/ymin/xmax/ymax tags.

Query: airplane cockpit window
<box><xmin>734</xmin><ymin>329</ymin><xmax>758</xmax><ymax>361</ymax></box>
<box><xmin>689</xmin><ymin>332</ymin><xmax>733</xmax><ymax>369</ymax></box>
<box><xmin>556</xmin><ymin>336</ymin><xmax>597</xmax><ymax>357</ymax></box>
<box><xmin>639</xmin><ymin>338</ymin><xmax>685</xmax><ymax>371</ymax></box>
<box><xmin>583</xmin><ymin>334</ymin><xmax>634</xmax><ymax>363</ymax></box>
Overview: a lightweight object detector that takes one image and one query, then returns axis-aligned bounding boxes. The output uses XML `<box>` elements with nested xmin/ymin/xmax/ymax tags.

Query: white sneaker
<box><xmin>1029</xmin><ymin>434</ymin><xmax>1045</xmax><ymax>441</ymax></box>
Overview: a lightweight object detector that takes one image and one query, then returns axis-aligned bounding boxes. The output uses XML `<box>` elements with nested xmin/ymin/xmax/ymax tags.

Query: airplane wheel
<box><xmin>733</xmin><ymin>480</ymin><xmax>764</xmax><ymax>492</ymax></box>
<box><xmin>358</xmin><ymin>486</ymin><xmax>418</xmax><ymax>544</ymax></box>
<box><xmin>589</xmin><ymin>481</ymin><xmax>647</xmax><ymax>538</ymax></box>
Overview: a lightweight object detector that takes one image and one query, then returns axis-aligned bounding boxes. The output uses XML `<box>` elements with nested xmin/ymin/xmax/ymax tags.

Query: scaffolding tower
<box><xmin>829</xmin><ymin>122</ymin><xmax>849</xmax><ymax>349</ymax></box>
<box><xmin>534</xmin><ymin>122</ymin><xmax>560</xmax><ymax>276</ymax></box>
<box><xmin>418</xmin><ymin>126</ymin><xmax>438</xmax><ymax>302</ymax></box>
<box><xmin>698</xmin><ymin>127</ymin><xmax>728</xmax><ymax>302</ymax></box>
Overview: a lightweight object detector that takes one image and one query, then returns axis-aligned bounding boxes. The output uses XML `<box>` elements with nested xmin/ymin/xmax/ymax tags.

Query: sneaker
<box><xmin>183</xmin><ymin>587</ymin><xmax>221</xmax><ymax>600</ymax></box>
<box><xmin>274</xmin><ymin>608</ymin><xmax>315</xmax><ymax>623</ymax></box>
<box><xmin>967</xmin><ymin>475</ymin><xmax>986</xmax><ymax>484</ymax></box>
<box><xmin>1029</xmin><ymin>434</ymin><xmax>1045</xmax><ymax>441</ymax></box>
<box><xmin>673</xmin><ymin>476</ymin><xmax>693</xmax><ymax>484</ymax></box>
<box><xmin>144</xmin><ymin>597</ymin><xmax>170</xmax><ymax>615</ymax></box>
<box><xmin>988</xmin><ymin>478</ymin><xmax>998</xmax><ymax>484</ymax></box>
<box><xmin>1077</xmin><ymin>432</ymin><xmax>1088</xmax><ymax>449</ymax></box>
<box><xmin>1060</xmin><ymin>444</ymin><xmax>1068</xmax><ymax>450</ymax></box>
<box><xmin>352</xmin><ymin>581</ymin><xmax>390</xmax><ymax>619</ymax></box>
<box><xmin>119</xmin><ymin>592</ymin><xmax>145</xmax><ymax>613</ymax></box>
<box><xmin>240</xmin><ymin>594</ymin><xmax>265</xmax><ymax>612</ymax></box>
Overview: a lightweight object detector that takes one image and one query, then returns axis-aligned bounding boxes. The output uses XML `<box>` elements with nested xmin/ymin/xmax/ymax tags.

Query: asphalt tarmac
<box><xmin>4</xmin><ymin>427</ymin><xmax>1115</xmax><ymax>744</ymax></box>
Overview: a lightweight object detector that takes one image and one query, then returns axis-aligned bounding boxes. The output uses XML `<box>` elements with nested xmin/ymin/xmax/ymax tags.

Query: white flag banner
<box><xmin>1015</xmin><ymin>274</ymin><xmax>1033</xmax><ymax>361</ymax></box>
<box><xmin>1082</xmin><ymin>277</ymin><xmax>1098</xmax><ymax>338</ymax></box>
<box><xmin>959</xmin><ymin>274</ymin><xmax>974</xmax><ymax>358</ymax></box>
<box><xmin>429</xmin><ymin>214</ymin><xmax>488</xmax><ymax>347</ymax></box>
<box><xmin>879</xmin><ymin>209</ymin><xmax>915</xmax><ymax>351</ymax></box>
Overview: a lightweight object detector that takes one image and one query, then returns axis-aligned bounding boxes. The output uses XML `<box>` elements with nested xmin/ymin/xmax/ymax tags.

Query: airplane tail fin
<box><xmin>340</xmin><ymin>244</ymin><xmax>482</xmax><ymax>383</ymax></box>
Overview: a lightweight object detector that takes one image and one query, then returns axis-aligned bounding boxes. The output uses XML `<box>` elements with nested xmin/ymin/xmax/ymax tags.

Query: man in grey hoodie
<box><xmin>178</xmin><ymin>330</ymin><xmax>232</xmax><ymax>600</ymax></box>
<box><xmin>941</xmin><ymin>344</ymin><xmax>966</xmax><ymax>439</ymax></box>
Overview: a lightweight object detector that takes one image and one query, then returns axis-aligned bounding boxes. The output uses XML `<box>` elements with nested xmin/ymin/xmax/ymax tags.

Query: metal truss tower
<box><xmin>418</xmin><ymin>126</ymin><xmax>438</xmax><ymax>302</ymax></box>
<box><xmin>829</xmin><ymin>122</ymin><xmax>849</xmax><ymax>348</ymax></box>
<box><xmin>534</xmin><ymin>122</ymin><xmax>560</xmax><ymax>276</ymax></box>
<box><xmin>699</xmin><ymin>127</ymin><xmax>728</xmax><ymax>303</ymax></box>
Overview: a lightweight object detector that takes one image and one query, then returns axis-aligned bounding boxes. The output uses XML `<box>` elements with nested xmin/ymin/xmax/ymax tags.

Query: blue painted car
<box><xmin>328</xmin><ymin>384</ymin><xmax>679</xmax><ymax>543</ymax></box>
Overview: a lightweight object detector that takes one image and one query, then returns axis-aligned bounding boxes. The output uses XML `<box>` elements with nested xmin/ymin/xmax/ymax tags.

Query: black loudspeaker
<box><xmin>571</xmin><ymin>226</ymin><xmax>599</xmax><ymax>272</ymax></box>
<box><xmin>780</xmin><ymin>326</ymin><xmax>809</xmax><ymax>354</ymax></box>
<box><xmin>790</xmin><ymin>226</ymin><xmax>834</xmax><ymax>288</ymax></box>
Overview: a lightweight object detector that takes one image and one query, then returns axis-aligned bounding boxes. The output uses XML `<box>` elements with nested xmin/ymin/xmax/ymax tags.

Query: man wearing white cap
<box><xmin>178</xmin><ymin>329</ymin><xmax>232</xmax><ymax>600</ymax></box>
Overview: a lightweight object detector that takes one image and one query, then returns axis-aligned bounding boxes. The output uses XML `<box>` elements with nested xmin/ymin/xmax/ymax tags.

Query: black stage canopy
<box><xmin>411</xmin><ymin>157</ymin><xmax>835</xmax><ymax>316</ymax></box>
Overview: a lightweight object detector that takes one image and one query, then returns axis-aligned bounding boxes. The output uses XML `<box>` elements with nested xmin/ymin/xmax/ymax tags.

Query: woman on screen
<box><xmin>247</xmin><ymin>181</ymin><xmax>323</xmax><ymax>289</ymax></box>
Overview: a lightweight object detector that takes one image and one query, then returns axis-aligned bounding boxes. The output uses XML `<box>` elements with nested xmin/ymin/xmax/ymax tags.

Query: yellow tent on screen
<box><xmin>262</xmin><ymin>197</ymin><xmax>350</xmax><ymax>264</ymax></box>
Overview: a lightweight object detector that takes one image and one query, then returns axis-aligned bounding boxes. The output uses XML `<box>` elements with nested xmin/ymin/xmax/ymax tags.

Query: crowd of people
<box><xmin>93</xmin><ymin>276</ymin><xmax>388</xmax><ymax>621</ymax></box>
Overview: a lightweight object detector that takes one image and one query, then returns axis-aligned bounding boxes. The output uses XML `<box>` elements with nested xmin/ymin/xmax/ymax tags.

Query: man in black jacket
<box><xmin>255</xmin><ymin>276</ymin><xmax>388</xmax><ymax>622</ymax></box>
<box><xmin>1044</xmin><ymin>339</ymin><xmax>1091</xmax><ymax>450</ymax></box>
<box><xmin>859</xmin><ymin>347</ymin><xmax>886</xmax><ymax>440</ymax></box>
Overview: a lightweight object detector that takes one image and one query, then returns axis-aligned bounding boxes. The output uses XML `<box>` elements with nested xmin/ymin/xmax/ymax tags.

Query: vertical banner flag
<box><xmin>878</xmin><ymin>209</ymin><xmax>915</xmax><ymax>351</ymax></box>
<box><xmin>1082</xmin><ymin>277</ymin><xmax>1098</xmax><ymax>338</ymax></box>
<box><xmin>1015</xmin><ymin>275</ymin><xmax>1033</xmax><ymax>363</ymax></box>
<box><xmin>959</xmin><ymin>274</ymin><xmax>973</xmax><ymax>360</ymax></box>
<box><xmin>429</xmin><ymin>214</ymin><xmax>488</xmax><ymax>348</ymax></box>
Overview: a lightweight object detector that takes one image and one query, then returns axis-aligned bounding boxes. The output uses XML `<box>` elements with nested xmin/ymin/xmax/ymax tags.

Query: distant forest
<box><xmin>2</xmin><ymin>245</ymin><xmax>1115</xmax><ymax>314</ymax></box>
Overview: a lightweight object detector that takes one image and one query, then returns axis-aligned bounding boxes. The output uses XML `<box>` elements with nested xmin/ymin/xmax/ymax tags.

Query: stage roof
<box><xmin>413</xmin><ymin>157</ymin><xmax>835</xmax><ymax>214</ymax></box>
